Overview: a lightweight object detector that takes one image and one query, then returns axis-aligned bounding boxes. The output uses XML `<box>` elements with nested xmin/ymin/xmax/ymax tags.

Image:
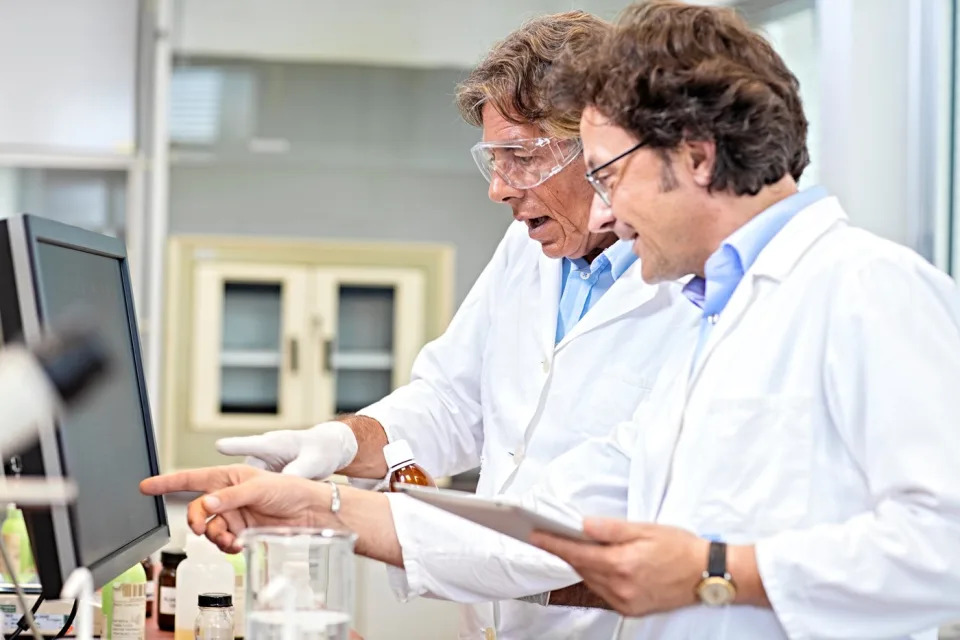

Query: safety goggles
<box><xmin>470</xmin><ymin>136</ymin><xmax>583</xmax><ymax>190</ymax></box>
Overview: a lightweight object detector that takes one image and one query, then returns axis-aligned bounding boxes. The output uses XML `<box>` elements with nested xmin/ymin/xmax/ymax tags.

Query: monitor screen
<box><xmin>33</xmin><ymin>241</ymin><xmax>162</xmax><ymax>568</ymax></box>
<box><xmin>0</xmin><ymin>214</ymin><xmax>168</xmax><ymax>597</ymax></box>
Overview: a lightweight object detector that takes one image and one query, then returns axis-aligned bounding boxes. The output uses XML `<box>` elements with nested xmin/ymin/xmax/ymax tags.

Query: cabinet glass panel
<box><xmin>221</xmin><ymin>368</ymin><xmax>280</xmax><ymax>414</ymax></box>
<box><xmin>334</xmin><ymin>285</ymin><xmax>394</xmax><ymax>412</ymax></box>
<box><xmin>220</xmin><ymin>282</ymin><xmax>282</xmax><ymax>414</ymax></box>
<box><xmin>335</xmin><ymin>370</ymin><xmax>392</xmax><ymax>414</ymax></box>
<box><xmin>337</xmin><ymin>286</ymin><xmax>394</xmax><ymax>351</ymax></box>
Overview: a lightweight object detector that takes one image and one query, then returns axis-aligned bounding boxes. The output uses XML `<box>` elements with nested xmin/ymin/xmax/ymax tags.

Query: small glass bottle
<box><xmin>141</xmin><ymin>558</ymin><xmax>155</xmax><ymax>618</ymax></box>
<box><xmin>194</xmin><ymin>593</ymin><xmax>234</xmax><ymax>640</ymax></box>
<box><xmin>157</xmin><ymin>549</ymin><xmax>187</xmax><ymax>632</ymax></box>
<box><xmin>225</xmin><ymin>552</ymin><xmax>246</xmax><ymax>640</ymax></box>
<box><xmin>384</xmin><ymin>440</ymin><xmax>436</xmax><ymax>492</ymax></box>
<box><xmin>101</xmin><ymin>563</ymin><xmax>147</xmax><ymax>640</ymax></box>
<box><xmin>175</xmin><ymin>536</ymin><xmax>233</xmax><ymax>640</ymax></box>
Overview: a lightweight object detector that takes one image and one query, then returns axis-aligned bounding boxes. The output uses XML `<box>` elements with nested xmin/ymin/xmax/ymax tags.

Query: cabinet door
<box><xmin>309</xmin><ymin>267</ymin><xmax>425</xmax><ymax>420</ymax></box>
<box><xmin>191</xmin><ymin>262</ymin><xmax>309</xmax><ymax>431</ymax></box>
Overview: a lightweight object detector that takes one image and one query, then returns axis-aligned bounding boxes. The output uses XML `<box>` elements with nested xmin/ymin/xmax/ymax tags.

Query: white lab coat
<box><xmin>358</xmin><ymin>220</ymin><xmax>699</xmax><ymax>639</ymax></box>
<box><xmin>524</xmin><ymin>196</ymin><xmax>960</xmax><ymax>639</ymax></box>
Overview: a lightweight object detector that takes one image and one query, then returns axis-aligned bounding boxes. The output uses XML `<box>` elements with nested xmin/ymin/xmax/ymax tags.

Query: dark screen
<box><xmin>33</xmin><ymin>241</ymin><xmax>160</xmax><ymax>568</ymax></box>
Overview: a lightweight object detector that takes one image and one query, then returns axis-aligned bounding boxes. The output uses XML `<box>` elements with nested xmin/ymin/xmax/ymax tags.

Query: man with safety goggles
<box><xmin>197</xmin><ymin>10</ymin><xmax>699</xmax><ymax>639</ymax></box>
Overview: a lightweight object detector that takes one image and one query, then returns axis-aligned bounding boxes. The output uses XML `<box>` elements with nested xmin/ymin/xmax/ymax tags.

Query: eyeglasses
<box><xmin>470</xmin><ymin>137</ymin><xmax>583</xmax><ymax>190</ymax></box>
<box><xmin>585</xmin><ymin>140</ymin><xmax>647</xmax><ymax>206</ymax></box>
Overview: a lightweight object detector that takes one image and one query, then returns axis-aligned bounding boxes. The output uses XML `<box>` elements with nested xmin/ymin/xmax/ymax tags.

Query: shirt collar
<box><xmin>682</xmin><ymin>186</ymin><xmax>828</xmax><ymax>313</ymax></box>
<box><xmin>722</xmin><ymin>185</ymin><xmax>828</xmax><ymax>276</ymax></box>
<box><xmin>607</xmin><ymin>240</ymin><xmax>638</xmax><ymax>280</ymax></box>
<box><xmin>566</xmin><ymin>239</ymin><xmax>638</xmax><ymax>282</ymax></box>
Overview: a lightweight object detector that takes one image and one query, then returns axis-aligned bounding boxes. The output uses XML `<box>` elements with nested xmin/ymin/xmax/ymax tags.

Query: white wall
<box><xmin>173</xmin><ymin>0</ymin><xmax>630</xmax><ymax>68</ymax></box>
<box><xmin>0</xmin><ymin>169</ymin><xmax>16</xmax><ymax>217</ymax></box>
<box><xmin>0</xmin><ymin>0</ymin><xmax>138</xmax><ymax>153</ymax></box>
<box><xmin>816</xmin><ymin>0</ymin><xmax>951</xmax><ymax>261</ymax></box>
<box><xmin>168</xmin><ymin>62</ymin><xmax>509</xmax><ymax>302</ymax></box>
<box><xmin>827</xmin><ymin>0</ymin><xmax>911</xmax><ymax>246</ymax></box>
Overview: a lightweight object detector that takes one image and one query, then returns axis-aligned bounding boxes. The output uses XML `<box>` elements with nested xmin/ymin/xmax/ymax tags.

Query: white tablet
<box><xmin>396</xmin><ymin>484</ymin><xmax>598</xmax><ymax>544</ymax></box>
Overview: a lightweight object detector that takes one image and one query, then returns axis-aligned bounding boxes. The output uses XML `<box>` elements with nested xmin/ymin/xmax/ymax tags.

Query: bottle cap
<box><xmin>198</xmin><ymin>593</ymin><xmax>232</xmax><ymax>608</ymax></box>
<box><xmin>161</xmin><ymin>549</ymin><xmax>187</xmax><ymax>566</ymax></box>
<box><xmin>383</xmin><ymin>439</ymin><xmax>415</xmax><ymax>471</ymax></box>
<box><xmin>170</xmin><ymin>526</ymin><xmax>187</xmax><ymax>551</ymax></box>
<box><xmin>185</xmin><ymin>533</ymin><xmax>220</xmax><ymax>558</ymax></box>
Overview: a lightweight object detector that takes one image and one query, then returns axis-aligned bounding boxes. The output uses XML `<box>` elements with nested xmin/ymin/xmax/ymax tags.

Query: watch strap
<box><xmin>707</xmin><ymin>541</ymin><xmax>727</xmax><ymax>578</ymax></box>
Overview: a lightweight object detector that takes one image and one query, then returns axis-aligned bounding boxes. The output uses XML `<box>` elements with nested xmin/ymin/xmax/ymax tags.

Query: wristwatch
<box><xmin>696</xmin><ymin>541</ymin><xmax>736</xmax><ymax>606</ymax></box>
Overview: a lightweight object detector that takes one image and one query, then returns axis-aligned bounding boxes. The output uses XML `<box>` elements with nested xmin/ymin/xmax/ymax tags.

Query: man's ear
<box><xmin>682</xmin><ymin>139</ymin><xmax>716</xmax><ymax>188</ymax></box>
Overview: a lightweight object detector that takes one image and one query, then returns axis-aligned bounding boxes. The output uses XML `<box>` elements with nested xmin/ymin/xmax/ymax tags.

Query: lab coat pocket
<box><xmin>581</xmin><ymin>368</ymin><xmax>654</xmax><ymax>434</ymax></box>
<box><xmin>697</xmin><ymin>394</ymin><xmax>814</xmax><ymax>536</ymax></box>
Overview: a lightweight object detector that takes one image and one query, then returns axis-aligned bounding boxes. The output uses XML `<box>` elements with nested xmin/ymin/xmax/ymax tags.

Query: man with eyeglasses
<box><xmin>166</xmin><ymin>11</ymin><xmax>697</xmax><ymax>640</ymax></box>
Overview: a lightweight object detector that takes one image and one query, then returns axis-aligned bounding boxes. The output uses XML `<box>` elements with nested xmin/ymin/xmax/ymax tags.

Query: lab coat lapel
<box><xmin>636</xmin><ymin>340</ymin><xmax>697</xmax><ymax>521</ymax></box>
<box><xmin>686</xmin><ymin>272</ymin><xmax>759</xmax><ymax>390</ymax></box>
<box><xmin>537</xmin><ymin>253</ymin><xmax>562</xmax><ymax>359</ymax></box>
<box><xmin>554</xmin><ymin>260</ymin><xmax>656</xmax><ymax>351</ymax></box>
<box><xmin>686</xmin><ymin>196</ymin><xmax>848</xmax><ymax>390</ymax></box>
<box><xmin>641</xmin><ymin>198</ymin><xmax>848</xmax><ymax>520</ymax></box>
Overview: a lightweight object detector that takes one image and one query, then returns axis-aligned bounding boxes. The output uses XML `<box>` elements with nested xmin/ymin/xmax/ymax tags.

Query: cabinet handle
<box><xmin>288</xmin><ymin>337</ymin><xmax>299</xmax><ymax>373</ymax></box>
<box><xmin>322</xmin><ymin>338</ymin><xmax>334</xmax><ymax>372</ymax></box>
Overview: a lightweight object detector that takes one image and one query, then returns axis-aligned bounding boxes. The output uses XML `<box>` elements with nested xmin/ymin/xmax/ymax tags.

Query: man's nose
<box><xmin>588</xmin><ymin>192</ymin><xmax>616</xmax><ymax>233</ymax></box>
<box><xmin>488</xmin><ymin>170</ymin><xmax>524</xmax><ymax>203</ymax></box>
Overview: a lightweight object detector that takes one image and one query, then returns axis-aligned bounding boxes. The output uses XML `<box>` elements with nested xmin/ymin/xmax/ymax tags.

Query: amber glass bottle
<box><xmin>157</xmin><ymin>549</ymin><xmax>187</xmax><ymax>631</ymax></box>
<box><xmin>141</xmin><ymin>557</ymin><xmax>155</xmax><ymax>618</ymax></box>
<box><xmin>384</xmin><ymin>440</ymin><xmax>436</xmax><ymax>492</ymax></box>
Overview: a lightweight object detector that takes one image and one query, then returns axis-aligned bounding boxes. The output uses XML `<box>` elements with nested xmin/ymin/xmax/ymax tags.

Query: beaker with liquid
<box><xmin>241</xmin><ymin>527</ymin><xmax>356</xmax><ymax>640</ymax></box>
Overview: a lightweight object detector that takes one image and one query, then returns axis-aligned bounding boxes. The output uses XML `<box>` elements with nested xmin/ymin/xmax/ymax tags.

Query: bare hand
<box><xmin>531</xmin><ymin>518</ymin><xmax>708</xmax><ymax>618</ymax></box>
<box><xmin>140</xmin><ymin>465</ymin><xmax>332</xmax><ymax>552</ymax></box>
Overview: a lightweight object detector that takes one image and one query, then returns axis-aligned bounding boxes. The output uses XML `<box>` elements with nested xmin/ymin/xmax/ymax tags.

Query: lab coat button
<box><xmin>514</xmin><ymin>445</ymin><xmax>525</xmax><ymax>464</ymax></box>
<box><xmin>541</xmin><ymin>360</ymin><xmax>550</xmax><ymax>373</ymax></box>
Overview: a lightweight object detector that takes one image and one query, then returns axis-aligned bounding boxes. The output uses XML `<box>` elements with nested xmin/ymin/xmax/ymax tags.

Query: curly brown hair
<box><xmin>455</xmin><ymin>11</ymin><xmax>610</xmax><ymax>139</ymax></box>
<box><xmin>549</xmin><ymin>0</ymin><xmax>809</xmax><ymax>195</ymax></box>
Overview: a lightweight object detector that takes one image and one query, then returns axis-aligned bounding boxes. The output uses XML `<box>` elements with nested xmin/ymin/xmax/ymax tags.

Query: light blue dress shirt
<box><xmin>555</xmin><ymin>239</ymin><xmax>637</xmax><ymax>343</ymax></box>
<box><xmin>684</xmin><ymin>186</ymin><xmax>828</xmax><ymax>367</ymax></box>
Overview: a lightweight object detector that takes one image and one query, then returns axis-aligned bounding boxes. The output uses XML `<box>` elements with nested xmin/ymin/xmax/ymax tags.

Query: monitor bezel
<box><xmin>0</xmin><ymin>214</ymin><xmax>168</xmax><ymax>598</ymax></box>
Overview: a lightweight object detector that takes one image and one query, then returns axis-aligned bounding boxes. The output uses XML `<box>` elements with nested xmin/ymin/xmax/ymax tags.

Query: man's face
<box><xmin>481</xmin><ymin>104</ymin><xmax>610</xmax><ymax>260</ymax></box>
<box><xmin>580</xmin><ymin>106</ymin><xmax>710</xmax><ymax>283</ymax></box>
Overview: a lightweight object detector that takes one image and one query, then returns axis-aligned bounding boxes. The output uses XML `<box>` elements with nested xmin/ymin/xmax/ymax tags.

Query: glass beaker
<box><xmin>241</xmin><ymin>527</ymin><xmax>357</xmax><ymax>640</ymax></box>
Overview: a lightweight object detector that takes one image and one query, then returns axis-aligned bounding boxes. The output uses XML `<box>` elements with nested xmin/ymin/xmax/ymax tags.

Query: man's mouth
<box><xmin>527</xmin><ymin>216</ymin><xmax>549</xmax><ymax>230</ymax></box>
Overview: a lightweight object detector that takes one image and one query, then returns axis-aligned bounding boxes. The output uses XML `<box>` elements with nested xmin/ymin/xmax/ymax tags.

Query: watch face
<box><xmin>697</xmin><ymin>577</ymin><xmax>735</xmax><ymax>606</ymax></box>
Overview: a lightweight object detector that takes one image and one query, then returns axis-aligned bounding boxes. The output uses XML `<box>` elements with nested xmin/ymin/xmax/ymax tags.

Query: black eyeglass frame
<box><xmin>584</xmin><ymin>139</ymin><xmax>648</xmax><ymax>206</ymax></box>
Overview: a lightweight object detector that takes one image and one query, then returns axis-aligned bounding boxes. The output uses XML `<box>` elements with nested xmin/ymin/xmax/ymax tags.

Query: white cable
<box><xmin>61</xmin><ymin>568</ymin><xmax>93</xmax><ymax>640</ymax></box>
<box><xmin>0</xmin><ymin>526</ymin><xmax>44</xmax><ymax>640</ymax></box>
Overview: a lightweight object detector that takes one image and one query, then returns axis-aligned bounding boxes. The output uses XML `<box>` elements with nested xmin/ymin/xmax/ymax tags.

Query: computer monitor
<box><xmin>0</xmin><ymin>214</ymin><xmax>169</xmax><ymax>598</ymax></box>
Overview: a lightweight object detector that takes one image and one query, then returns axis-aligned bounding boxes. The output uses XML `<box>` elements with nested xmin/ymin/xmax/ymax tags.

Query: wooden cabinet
<box><xmin>163</xmin><ymin>236</ymin><xmax>452</xmax><ymax>469</ymax></box>
<box><xmin>191</xmin><ymin>262</ymin><xmax>310</xmax><ymax>431</ymax></box>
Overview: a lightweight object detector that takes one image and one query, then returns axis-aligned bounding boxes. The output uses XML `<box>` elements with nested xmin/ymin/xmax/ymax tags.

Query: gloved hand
<box><xmin>215</xmin><ymin>421</ymin><xmax>359</xmax><ymax>479</ymax></box>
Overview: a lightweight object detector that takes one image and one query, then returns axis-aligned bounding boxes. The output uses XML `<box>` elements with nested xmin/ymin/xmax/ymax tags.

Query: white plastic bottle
<box><xmin>174</xmin><ymin>535</ymin><xmax>234</xmax><ymax>640</ymax></box>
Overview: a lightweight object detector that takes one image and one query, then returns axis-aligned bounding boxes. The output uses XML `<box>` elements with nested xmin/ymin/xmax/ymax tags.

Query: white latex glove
<box><xmin>215</xmin><ymin>421</ymin><xmax>359</xmax><ymax>479</ymax></box>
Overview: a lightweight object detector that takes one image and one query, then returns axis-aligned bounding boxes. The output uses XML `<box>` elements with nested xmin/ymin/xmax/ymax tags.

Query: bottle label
<box><xmin>0</xmin><ymin>532</ymin><xmax>21</xmax><ymax>579</ymax></box>
<box><xmin>233</xmin><ymin>575</ymin><xmax>245</xmax><ymax>638</ymax></box>
<box><xmin>111</xmin><ymin>583</ymin><xmax>146</xmax><ymax>640</ymax></box>
<box><xmin>159</xmin><ymin>586</ymin><xmax>177</xmax><ymax>616</ymax></box>
<box><xmin>0</xmin><ymin>603</ymin><xmax>79</xmax><ymax>636</ymax></box>
<box><xmin>146</xmin><ymin>581</ymin><xmax>156</xmax><ymax>600</ymax></box>
<box><xmin>1</xmin><ymin>603</ymin><xmax>19</xmax><ymax>634</ymax></box>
